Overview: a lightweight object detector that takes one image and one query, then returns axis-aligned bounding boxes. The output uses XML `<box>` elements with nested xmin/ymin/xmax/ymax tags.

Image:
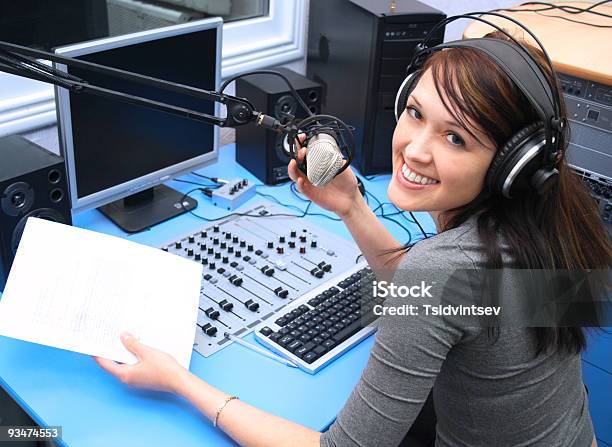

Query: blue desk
<box><xmin>0</xmin><ymin>144</ymin><xmax>435</xmax><ymax>447</ymax></box>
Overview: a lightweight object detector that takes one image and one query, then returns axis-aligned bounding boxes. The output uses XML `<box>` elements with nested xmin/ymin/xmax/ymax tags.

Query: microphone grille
<box><xmin>306</xmin><ymin>133</ymin><xmax>345</xmax><ymax>187</ymax></box>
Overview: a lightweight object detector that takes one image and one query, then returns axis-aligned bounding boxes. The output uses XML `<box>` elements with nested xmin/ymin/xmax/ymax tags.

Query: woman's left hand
<box><xmin>94</xmin><ymin>332</ymin><xmax>187</xmax><ymax>394</ymax></box>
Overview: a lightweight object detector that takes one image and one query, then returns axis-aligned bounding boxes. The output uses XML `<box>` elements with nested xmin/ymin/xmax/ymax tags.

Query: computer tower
<box><xmin>236</xmin><ymin>67</ymin><xmax>322</xmax><ymax>185</ymax></box>
<box><xmin>307</xmin><ymin>0</ymin><xmax>445</xmax><ymax>175</ymax></box>
<box><xmin>0</xmin><ymin>136</ymin><xmax>72</xmax><ymax>291</ymax></box>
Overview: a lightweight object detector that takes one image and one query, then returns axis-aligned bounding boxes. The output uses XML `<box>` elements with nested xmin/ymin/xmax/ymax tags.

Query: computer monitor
<box><xmin>54</xmin><ymin>18</ymin><xmax>222</xmax><ymax>233</ymax></box>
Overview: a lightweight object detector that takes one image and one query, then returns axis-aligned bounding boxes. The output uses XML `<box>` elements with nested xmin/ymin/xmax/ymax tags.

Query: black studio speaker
<box><xmin>236</xmin><ymin>67</ymin><xmax>322</xmax><ymax>185</ymax></box>
<box><xmin>0</xmin><ymin>135</ymin><xmax>72</xmax><ymax>291</ymax></box>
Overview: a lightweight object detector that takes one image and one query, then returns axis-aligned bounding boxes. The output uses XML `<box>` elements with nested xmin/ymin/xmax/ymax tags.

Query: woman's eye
<box><xmin>406</xmin><ymin>106</ymin><xmax>422</xmax><ymax>120</ymax></box>
<box><xmin>446</xmin><ymin>133</ymin><xmax>465</xmax><ymax>146</ymax></box>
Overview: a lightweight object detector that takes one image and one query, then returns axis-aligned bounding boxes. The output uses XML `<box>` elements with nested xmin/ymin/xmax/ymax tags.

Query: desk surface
<box><xmin>0</xmin><ymin>144</ymin><xmax>434</xmax><ymax>447</ymax></box>
<box><xmin>463</xmin><ymin>1</ymin><xmax>612</xmax><ymax>85</ymax></box>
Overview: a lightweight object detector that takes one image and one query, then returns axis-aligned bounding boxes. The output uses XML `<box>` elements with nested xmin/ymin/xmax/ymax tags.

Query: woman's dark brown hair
<box><xmin>407</xmin><ymin>32</ymin><xmax>612</xmax><ymax>355</ymax></box>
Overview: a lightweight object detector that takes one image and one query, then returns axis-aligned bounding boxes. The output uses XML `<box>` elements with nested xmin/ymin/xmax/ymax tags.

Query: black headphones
<box><xmin>394</xmin><ymin>12</ymin><xmax>567</xmax><ymax>198</ymax></box>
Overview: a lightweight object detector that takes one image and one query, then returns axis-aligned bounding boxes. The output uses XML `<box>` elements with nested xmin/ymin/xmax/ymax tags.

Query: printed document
<box><xmin>0</xmin><ymin>218</ymin><xmax>202</xmax><ymax>369</ymax></box>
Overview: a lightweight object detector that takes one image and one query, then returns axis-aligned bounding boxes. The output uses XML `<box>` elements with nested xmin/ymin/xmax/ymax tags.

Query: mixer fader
<box><xmin>161</xmin><ymin>200</ymin><xmax>362</xmax><ymax>357</ymax></box>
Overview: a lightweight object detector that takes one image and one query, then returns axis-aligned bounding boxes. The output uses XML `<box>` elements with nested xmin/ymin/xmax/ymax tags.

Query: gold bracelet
<box><xmin>213</xmin><ymin>395</ymin><xmax>239</xmax><ymax>428</ymax></box>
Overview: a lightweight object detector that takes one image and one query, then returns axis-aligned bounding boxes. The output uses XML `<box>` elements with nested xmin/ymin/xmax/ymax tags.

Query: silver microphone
<box><xmin>305</xmin><ymin>133</ymin><xmax>345</xmax><ymax>187</ymax></box>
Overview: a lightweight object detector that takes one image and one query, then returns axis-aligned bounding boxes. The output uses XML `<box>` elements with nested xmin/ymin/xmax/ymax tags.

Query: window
<box><xmin>0</xmin><ymin>0</ymin><xmax>307</xmax><ymax>137</ymax></box>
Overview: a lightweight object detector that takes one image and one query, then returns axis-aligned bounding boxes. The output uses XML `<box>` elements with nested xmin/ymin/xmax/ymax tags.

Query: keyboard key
<box><xmin>313</xmin><ymin>345</ymin><xmax>327</xmax><ymax>356</ymax></box>
<box><xmin>259</xmin><ymin>326</ymin><xmax>273</xmax><ymax>336</ymax></box>
<box><xmin>275</xmin><ymin>317</ymin><xmax>289</xmax><ymax>327</ymax></box>
<box><xmin>322</xmin><ymin>339</ymin><xmax>336</xmax><ymax>350</ymax></box>
<box><xmin>299</xmin><ymin>334</ymin><xmax>312</xmax><ymax>343</ymax></box>
<box><xmin>278</xmin><ymin>335</ymin><xmax>294</xmax><ymax>347</ymax></box>
<box><xmin>269</xmin><ymin>333</ymin><xmax>281</xmax><ymax>343</ymax></box>
<box><xmin>295</xmin><ymin>346</ymin><xmax>310</xmax><ymax>358</ymax></box>
<box><xmin>303</xmin><ymin>352</ymin><xmax>319</xmax><ymax>364</ymax></box>
<box><xmin>332</xmin><ymin>321</ymin><xmax>364</xmax><ymax>344</ymax></box>
<box><xmin>287</xmin><ymin>340</ymin><xmax>303</xmax><ymax>353</ymax></box>
<box><xmin>312</xmin><ymin>336</ymin><xmax>324</xmax><ymax>345</ymax></box>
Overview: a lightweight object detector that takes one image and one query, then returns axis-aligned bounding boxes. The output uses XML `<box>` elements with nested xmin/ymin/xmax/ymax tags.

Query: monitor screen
<box><xmin>55</xmin><ymin>19</ymin><xmax>221</xmax><ymax>230</ymax></box>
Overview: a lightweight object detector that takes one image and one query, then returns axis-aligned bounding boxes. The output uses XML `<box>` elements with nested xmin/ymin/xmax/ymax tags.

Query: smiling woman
<box><xmin>389</xmin><ymin>67</ymin><xmax>497</xmax><ymax>220</ymax></box>
<box><xmin>93</xmin><ymin>25</ymin><xmax>609</xmax><ymax>447</ymax></box>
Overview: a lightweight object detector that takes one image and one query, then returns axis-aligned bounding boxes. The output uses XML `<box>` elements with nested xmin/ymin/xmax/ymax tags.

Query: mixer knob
<box><xmin>219</xmin><ymin>299</ymin><xmax>233</xmax><ymax>311</ymax></box>
<box><xmin>244</xmin><ymin>299</ymin><xmax>259</xmax><ymax>311</ymax></box>
<box><xmin>201</xmin><ymin>323</ymin><xmax>217</xmax><ymax>336</ymax></box>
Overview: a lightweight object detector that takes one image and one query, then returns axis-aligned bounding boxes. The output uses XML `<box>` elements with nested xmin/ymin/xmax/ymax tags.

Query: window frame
<box><xmin>0</xmin><ymin>0</ymin><xmax>308</xmax><ymax>137</ymax></box>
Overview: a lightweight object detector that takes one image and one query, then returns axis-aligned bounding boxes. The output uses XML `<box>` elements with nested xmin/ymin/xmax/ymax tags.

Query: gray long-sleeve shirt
<box><xmin>320</xmin><ymin>218</ymin><xmax>594</xmax><ymax>447</ymax></box>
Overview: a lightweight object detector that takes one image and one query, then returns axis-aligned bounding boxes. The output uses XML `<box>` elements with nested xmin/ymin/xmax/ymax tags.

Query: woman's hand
<box><xmin>288</xmin><ymin>135</ymin><xmax>363</xmax><ymax>220</ymax></box>
<box><xmin>94</xmin><ymin>332</ymin><xmax>187</xmax><ymax>394</ymax></box>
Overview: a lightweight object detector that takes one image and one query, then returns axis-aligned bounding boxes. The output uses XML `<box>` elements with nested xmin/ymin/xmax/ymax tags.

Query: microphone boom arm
<box><xmin>0</xmin><ymin>40</ymin><xmax>282</xmax><ymax>130</ymax></box>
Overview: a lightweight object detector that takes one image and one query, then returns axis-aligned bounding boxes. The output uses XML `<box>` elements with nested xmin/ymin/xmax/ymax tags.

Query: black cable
<box><xmin>491</xmin><ymin>1</ymin><xmax>612</xmax><ymax>27</ymax></box>
<box><xmin>180</xmin><ymin>188</ymin><xmax>315</xmax><ymax>222</ymax></box>
<box><xmin>171</xmin><ymin>178</ymin><xmax>222</xmax><ymax>188</ymax></box>
<box><xmin>409</xmin><ymin>211</ymin><xmax>429</xmax><ymax>239</ymax></box>
<box><xmin>219</xmin><ymin>70</ymin><xmax>314</xmax><ymax>118</ymax></box>
<box><xmin>190</xmin><ymin>172</ymin><xmax>224</xmax><ymax>183</ymax></box>
<box><xmin>520</xmin><ymin>1</ymin><xmax>612</xmax><ymax>18</ymax></box>
<box><xmin>363</xmin><ymin>173</ymin><xmax>388</xmax><ymax>181</ymax></box>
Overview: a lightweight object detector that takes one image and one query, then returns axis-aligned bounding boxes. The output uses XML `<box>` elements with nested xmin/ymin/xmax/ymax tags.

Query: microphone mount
<box><xmin>0</xmin><ymin>40</ymin><xmax>355</xmax><ymax>186</ymax></box>
<box><xmin>0</xmin><ymin>40</ymin><xmax>284</xmax><ymax>132</ymax></box>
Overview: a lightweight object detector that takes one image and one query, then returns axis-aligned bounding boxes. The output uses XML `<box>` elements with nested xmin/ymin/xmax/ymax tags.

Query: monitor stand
<box><xmin>98</xmin><ymin>184</ymin><xmax>197</xmax><ymax>233</ymax></box>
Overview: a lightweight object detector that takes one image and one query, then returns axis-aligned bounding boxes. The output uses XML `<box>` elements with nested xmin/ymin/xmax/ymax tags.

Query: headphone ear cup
<box><xmin>395</xmin><ymin>70</ymin><xmax>422</xmax><ymax>122</ymax></box>
<box><xmin>486</xmin><ymin>122</ymin><xmax>545</xmax><ymax>198</ymax></box>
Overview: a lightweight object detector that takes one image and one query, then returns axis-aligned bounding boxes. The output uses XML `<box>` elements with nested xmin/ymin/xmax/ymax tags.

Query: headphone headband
<box><xmin>407</xmin><ymin>12</ymin><xmax>564</xmax><ymax>168</ymax></box>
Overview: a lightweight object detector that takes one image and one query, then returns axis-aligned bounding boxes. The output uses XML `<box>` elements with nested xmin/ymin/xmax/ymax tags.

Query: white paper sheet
<box><xmin>0</xmin><ymin>218</ymin><xmax>203</xmax><ymax>369</ymax></box>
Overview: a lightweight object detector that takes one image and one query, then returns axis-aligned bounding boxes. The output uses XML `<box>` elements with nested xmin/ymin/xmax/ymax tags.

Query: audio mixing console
<box><xmin>161</xmin><ymin>200</ymin><xmax>362</xmax><ymax>357</ymax></box>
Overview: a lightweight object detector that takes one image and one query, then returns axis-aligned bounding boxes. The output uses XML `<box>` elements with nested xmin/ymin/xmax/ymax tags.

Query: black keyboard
<box><xmin>255</xmin><ymin>263</ymin><xmax>380</xmax><ymax>373</ymax></box>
